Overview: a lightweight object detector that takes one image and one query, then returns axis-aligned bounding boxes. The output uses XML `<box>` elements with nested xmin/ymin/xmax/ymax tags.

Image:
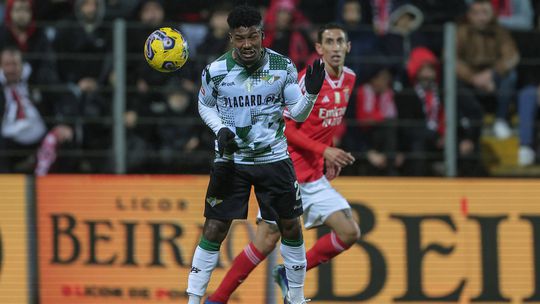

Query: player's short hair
<box><xmin>317</xmin><ymin>23</ymin><xmax>348</xmax><ymax>43</ymax></box>
<box><xmin>227</xmin><ymin>5</ymin><xmax>262</xmax><ymax>30</ymax></box>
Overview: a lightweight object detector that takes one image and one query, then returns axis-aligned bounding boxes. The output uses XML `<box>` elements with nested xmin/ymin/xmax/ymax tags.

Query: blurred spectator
<box><xmin>336</xmin><ymin>0</ymin><xmax>377</xmax><ymax>82</ymax></box>
<box><xmin>410</xmin><ymin>0</ymin><xmax>467</xmax><ymax>25</ymax></box>
<box><xmin>127</xmin><ymin>0</ymin><xmax>168</xmax><ymax>91</ymax></box>
<box><xmin>125</xmin><ymin>0</ymin><xmax>197</xmax><ymax>162</ymax></box>
<box><xmin>0</xmin><ymin>0</ymin><xmax>59</xmax><ymax>85</ymax></box>
<box><xmin>156</xmin><ymin>86</ymin><xmax>202</xmax><ymax>172</ymax></box>
<box><xmin>104</xmin><ymin>0</ymin><xmax>140</xmax><ymax>20</ymax></box>
<box><xmin>54</xmin><ymin>0</ymin><xmax>110</xmax><ymax>88</ymax></box>
<box><xmin>369</xmin><ymin>0</ymin><xmax>407</xmax><ymax>35</ymax></box>
<box><xmin>396</xmin><ymin>47</ymin><xmax>444</xmax><ymax>175</ymax></box>
<box><xmin>197</xmin><ymin>4</ymin><xmax>231</xmax><ymax>64</ymax></box>
<box><xmin>263</xmin><ymin>0</ymin><xmax>312</xmax><ymax>69</ymax></box>
<box><xmin>457</xmin><ymin>0</ymin><xmax>519</xmax><ymax>139</ymax></box>
<box><xmin>514</xmin><ymin>32</ymin><xmax>540</xmax><ymax>166</ymax></box>
<box><xmin>409</xmin><ymin>0</ymin><xmax>467</xmax><ymax>57</ymax></box>
<box><xmin>345</xmin><ymin>66</ymin><xmax>401</xmax><ymax>175</ymax></box>
<box><xmin>377</xmin><ymin>3</ymin><xmax>427</xmax><ymax>85</ymax></box>
<box><xmin>54</xmin><ymin>0</ymin><xmax>113</xmax><ymax>172</ymax></box>
<box><xmin>0</xmin><ymin>47</ymin><xmax>73</xmax><ymax>173</ymax></box>
<box><xmin>465</xmin><ymin>0</ymin><xmax>534</xmax><ymax>30</ymax></box>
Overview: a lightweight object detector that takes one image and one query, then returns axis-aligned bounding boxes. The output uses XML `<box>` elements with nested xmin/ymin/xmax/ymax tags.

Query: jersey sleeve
<box><xmin>283</xmin><ymin>61</ymin><xmax>317</xmax><ymax>122</ymax></box>
<box><xmin>282</xmin><ymin>59</ymin><xmax>303</xmax><ymax>106</ymax></box>
<box><xmin>284</xmin><ymin>118</ymin><xmax>328</xmax><ymax>155</ymax></box>
<box><xmin>198</xmin><ymin>65</ymin><xmax>217</xmax><ymax>107</ymax></box>
<box><xmin>198</xmin><ymin>65</ymin><xmax>225</xmax><ymax>135</ymax></box>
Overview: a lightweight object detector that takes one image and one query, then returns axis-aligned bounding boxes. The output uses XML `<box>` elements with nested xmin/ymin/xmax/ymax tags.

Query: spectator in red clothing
<box><xmin>263</xmin><ymin>0</ymin><xmax>312</xmax><ymax>69</ymax></box>
<box><xmin>0</xmin><ymin>47</ymin><xmax>72</xmax><ymax>173</ymax></box>
<box><xmin>348</xmin><ymin>65</ymin><xmax>402</xmax><ymax>175</ymax></box>
<box><xmin>398</xmin><ymin>47</ymin><xmax>487</xmax><ymax>176</ymax></box>
<box><xmin>396</xmin><ymin>47</ymin><xmax>444</xmax><ymax>175</ymax></box>
<box><xmin>0</xmin><ymin>0</ymin><xmax>59</xmax><ymax>85</ymax></box>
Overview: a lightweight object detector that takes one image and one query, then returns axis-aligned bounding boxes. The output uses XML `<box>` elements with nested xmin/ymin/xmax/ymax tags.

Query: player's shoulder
<box><xmin>343</xmin><ymin>66</ymin><xmax>357</xmax><ymax>84</ymax></box>
<box><xmin>206</xmin><ymin>52</ymin><xmax>230</xmax><ymax>74</ymax></box>
<box><xmin>266</xmin><ymin>48</ymin><xmax>295</xmax><ymax>71</ymax></box>
<box><xmin>203</xmin><ymin>51</ymin><xmax>231</xmax><ymax>85</ymax></box>
<box><xmin>343</xmin><ymin>66</ymin><xmax>356</xmax><ymax>77</ymax></box>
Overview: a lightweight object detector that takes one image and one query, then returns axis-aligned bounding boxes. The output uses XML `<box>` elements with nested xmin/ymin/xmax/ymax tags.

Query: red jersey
<box><xmin>284</xmin><ymin>66</ymin><xmax>356</xmax><ymax>183</ymax></box>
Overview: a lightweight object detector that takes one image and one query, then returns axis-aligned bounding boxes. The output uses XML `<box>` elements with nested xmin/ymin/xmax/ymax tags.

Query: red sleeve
<box><xmin>285</xmin><ymin>118</ymin><xmax>328</xmax><ymax>155</ymax></box>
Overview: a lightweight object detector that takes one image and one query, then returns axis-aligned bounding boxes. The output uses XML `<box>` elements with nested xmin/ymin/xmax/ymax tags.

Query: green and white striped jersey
<box><xmin>198</xmin><ymin>48</ymin><xmax>315</xmax><ymax>164</ymax></box>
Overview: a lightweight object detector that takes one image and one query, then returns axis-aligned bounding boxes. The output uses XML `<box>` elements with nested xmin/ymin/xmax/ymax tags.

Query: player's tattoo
<box><xmin>341</xmin><ymin>209</ymin><xmax>353</xmax><ymax>219</ymax></box>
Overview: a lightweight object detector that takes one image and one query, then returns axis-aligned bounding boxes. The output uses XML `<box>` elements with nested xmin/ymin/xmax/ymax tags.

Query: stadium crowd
<box><xmin>0</xmin><ymin>0</ymin><xmax>539</xmax><ymax>176</ymax></box>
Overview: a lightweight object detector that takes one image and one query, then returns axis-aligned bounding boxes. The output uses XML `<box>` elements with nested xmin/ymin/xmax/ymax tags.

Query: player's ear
<box><xmin>261</xmin><ymin>31</ymin><xmax>265</xmax><ymax>39</ymax></box>
<box><xmin>315</xmin><ymin>42</ymin><xmax>323</xmax><ymax>56</ymax></box>
<box><xmin>346</xmin><ymin>41</ymin><xmax>351</xmax><ymax>54</ymax></box>
<box><xmin>228</xmin><ymin>32</ymin><xmax>233</xmax><ymax>43</ymax></box>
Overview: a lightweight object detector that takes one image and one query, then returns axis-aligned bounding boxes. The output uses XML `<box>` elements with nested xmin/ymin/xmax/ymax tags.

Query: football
<box><xmin>144</xmin><ymin>27</ymin><xmax>189</xmax><ymax>72</ymax></box>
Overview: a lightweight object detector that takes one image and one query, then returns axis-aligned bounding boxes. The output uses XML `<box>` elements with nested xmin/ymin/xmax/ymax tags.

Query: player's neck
<box><xmin>325</xmin><ymin>63</ymin><xmax>343</xmax><ymax>78</ymax></box>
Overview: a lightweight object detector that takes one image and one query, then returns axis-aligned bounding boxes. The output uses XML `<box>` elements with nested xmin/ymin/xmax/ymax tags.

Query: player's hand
<box><xmin>325</xmin><ymin>161</ymin><xmax>342</xmax><ymax>181</ymax></box>
<box><xmin>304</xmin><ymin>59</ymin><xmax>325</xmax><ymax>95</ymax></box>
<box><xmin>323</xmin><ymin>147</ymin><xmax>355</xmax><ymax>168</ymax></box>
<box><xmin>217</xmin><ymin>127</ymin><xmax>238</xmax><ymax>157</ymax></box>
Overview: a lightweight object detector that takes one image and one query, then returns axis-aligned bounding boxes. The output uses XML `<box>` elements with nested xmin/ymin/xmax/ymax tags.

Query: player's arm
<box><xmin>284</xmin><ymin>118</ymin><xmax>328</xmax><ymax>155</ymax></box>
<box><xmin>285</xmin><ymin>118</ymin><xmax>354</xmax><ymax>167</ymax></box>
<box><xmin>283</xmin><ymin>59</ymin><xmax>325</xmax><ymax>122</ymax></box>
<box><xmin>198</xmin><ymin>66</ymin><xmax>237</xmax><ymax>156</ymax></box>
<box><xmin>198</xmin><ymin>66</ymin><xmax>225</xmax><ymax>134</ymax></box>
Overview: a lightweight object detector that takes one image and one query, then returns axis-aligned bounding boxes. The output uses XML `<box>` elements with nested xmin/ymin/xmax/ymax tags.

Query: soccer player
<box><xmin>187</xmin><ymin>5</ymin><xmax>325</xmax><ymax>304</ymax></box>
<box><xmin>205</xmin><ymin>23</ymin><xmax>359</xmax><ymax>303</ymax></box>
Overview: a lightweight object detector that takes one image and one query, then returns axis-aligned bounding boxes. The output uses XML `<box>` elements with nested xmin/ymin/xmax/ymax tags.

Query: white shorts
<box><xmin>257</xmin><ymin>176</ymin><xmax>350</xmax><ymax>229</ymax></box>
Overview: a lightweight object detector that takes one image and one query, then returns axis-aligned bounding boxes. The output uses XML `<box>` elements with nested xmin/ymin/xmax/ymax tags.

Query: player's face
<box><xmin>230</xmin><ymin>26</ymin><xmax>263</xmax><ymax>66</ymax></box>
<box><xmin>316</xmin><ymin>29</ymin><xmax>350</xmax><ymax>71</ymax></box>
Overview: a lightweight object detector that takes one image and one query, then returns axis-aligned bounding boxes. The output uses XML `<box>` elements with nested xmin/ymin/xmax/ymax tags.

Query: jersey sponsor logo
<box><xmin>319</xmin><ymin>107</ymin><xmax>347</xmax><ymax>127</ymax></box>
<box><xmin>224</xmin><ymin>95</ymin><xmax>268</xmax><ymax>108</ymax></box>
<box><xmin>221</xmin><ymin>81</ymin><xmax>235</xmax><ymax>86</ymax></box>
<box><xmin>265</xmin><ymin>94</ymin><xmax>277</xmax><ymax>104</ymax></box>
<box><xmin>292</xmin><ymin>265</ymin><xmax>306</xmax><ymax>271</ymax></box>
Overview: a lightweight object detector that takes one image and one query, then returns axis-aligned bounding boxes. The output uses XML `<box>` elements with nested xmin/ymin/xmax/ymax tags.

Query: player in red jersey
<box><xmin>205</xmin><ymin>23</ymin><xmax>359</xmax><ymax>304</ymax></box>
